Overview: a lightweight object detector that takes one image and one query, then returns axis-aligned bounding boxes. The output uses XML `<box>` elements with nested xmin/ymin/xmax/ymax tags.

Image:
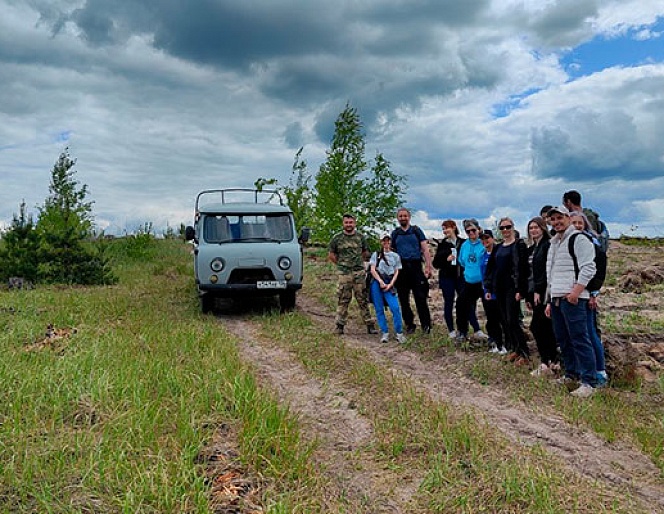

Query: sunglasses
<box><xmin>465</xmin><ymin>228</ymin><xmax>478</xmax><ymax>233</ymax></box>
<box><xmin>499</xmin><ymin>225</ymin><xmax>513</xmax><ymax>230</ymax></box>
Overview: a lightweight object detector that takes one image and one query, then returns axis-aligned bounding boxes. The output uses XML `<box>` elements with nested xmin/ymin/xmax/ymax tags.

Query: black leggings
<box><xmin>496</xmin><ymin>288</ymin><xmax>529</xmax><ymax>357</ymax></box>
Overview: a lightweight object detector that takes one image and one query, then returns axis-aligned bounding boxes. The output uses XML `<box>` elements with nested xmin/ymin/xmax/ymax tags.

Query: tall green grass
<box><xmin>0</xmin><ymin>240</ymin><xmax>313</xmax><ymax>512</ymax></box>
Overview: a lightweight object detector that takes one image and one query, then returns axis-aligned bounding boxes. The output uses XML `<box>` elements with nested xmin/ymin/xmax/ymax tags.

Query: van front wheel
<box><xmin>279</xmin><ymin>291</ymin><xmax>296</xmax><ymax>311</ymax></box>
<box><xmin>200</xmin><ymin>294</ymin><xmax>215</xmax><ymax>314</ymax></box>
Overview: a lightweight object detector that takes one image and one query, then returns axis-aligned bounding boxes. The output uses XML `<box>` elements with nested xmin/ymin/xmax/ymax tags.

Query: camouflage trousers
<box><xmin>336</xmin><ymin>270</ymin><xmax>373</xmax><ymax>326</ymax></box>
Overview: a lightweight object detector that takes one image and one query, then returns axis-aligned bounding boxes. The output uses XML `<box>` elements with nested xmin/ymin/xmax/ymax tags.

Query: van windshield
<box><xmin>203</xmin><ymin>214</ymin><xmax>294</xmax><ymax>243</ymax></box>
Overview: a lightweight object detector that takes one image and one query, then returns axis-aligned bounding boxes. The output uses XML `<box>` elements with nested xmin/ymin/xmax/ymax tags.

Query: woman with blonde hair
<box><xmin>483</xmin><ymin>217</ymin><xmax>530</xmax><ymax>364</ymax></box>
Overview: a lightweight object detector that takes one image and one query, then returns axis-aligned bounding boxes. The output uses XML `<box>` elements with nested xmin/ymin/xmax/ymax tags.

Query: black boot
<box><xmin>367</xmin><ymin>324</ymin><xmax>378</xmax><ymax>334</ymax></box>
<box><xmin>335</xmin><ymin>323</ymin><xmax>344</xmax><ymax>335</ymax></box>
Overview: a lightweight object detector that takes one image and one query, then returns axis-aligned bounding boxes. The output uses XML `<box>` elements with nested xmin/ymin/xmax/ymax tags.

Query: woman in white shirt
<box><xmin>370</xmin><ymin>234</ymin><xmax>406</xmax><ymax>344</ymax></box>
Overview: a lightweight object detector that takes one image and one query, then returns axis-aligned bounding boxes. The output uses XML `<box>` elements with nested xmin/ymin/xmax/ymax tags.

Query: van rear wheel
<box><xmin>279</xmin><ymin>290</ymin><xmax>296</xmax><ymax>311</ymax></box>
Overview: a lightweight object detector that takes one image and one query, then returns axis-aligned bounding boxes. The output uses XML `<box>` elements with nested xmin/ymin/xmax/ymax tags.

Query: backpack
<box><xmin>596</xmin><ymin>219</ymin><xmax>610</xmax><ymax>253</ymax></box>
<box><xmin>583</xmin><ymin>207</ymin><xmax>610</xmax><ymax>253</ymax></box>
<box><xmin>568</xmin><ymin>232</ymin><xmax>607</xmax><ymax>292</ymax></box>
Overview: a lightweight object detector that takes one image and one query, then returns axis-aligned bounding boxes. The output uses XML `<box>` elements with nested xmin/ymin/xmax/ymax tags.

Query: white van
<box><xmin>185</xmin><ymin>189</ymin><xmax>309</xmax><ymax>312</ymax></box>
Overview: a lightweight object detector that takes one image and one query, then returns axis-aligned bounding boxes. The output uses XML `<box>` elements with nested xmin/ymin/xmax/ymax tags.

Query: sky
<box><xmin>1</xmin><ymin>0</ymin><xmax>664</xmax><ymax>239</ymax></box>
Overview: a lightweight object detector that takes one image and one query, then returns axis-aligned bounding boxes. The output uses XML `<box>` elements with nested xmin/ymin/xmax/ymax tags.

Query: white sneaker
<box><xmin>396</xmin><ymin>333</ymin><xmax>407</xmax><ymax>344</ymax></box>
<box><xmin>448</xmin><ymin>330</ymin><xmax>457</xmax><ymax>339</ymax></box>
<box><xmin>571</xmin><ymin>383</ymin><xmax>595</xmax><ymax>398</ymax></box>
<box><xmin>488</xmin><ymin>344</ymin><xmax>499</xmax><ymax>353</ymax></box>
<box><xmin>380</xmin><ymin>332</ymin><xmax>389</xmax><ymax>343</ymax></box>
<box><xmin>497</xmin><ymin>347</ymin><xmax>508</xmax><ymax>355</ymax></box>
<box><xmin>474</xmin><ymin>330</ymin><xmax>488</xmax><ymax>340</ymax></box>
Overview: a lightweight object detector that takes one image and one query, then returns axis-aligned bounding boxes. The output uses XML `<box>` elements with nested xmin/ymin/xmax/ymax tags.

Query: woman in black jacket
<box><xmin>525</xmin><ymin>216</ymin><xmax>559</xmax><ymax>375</ymax></box>
<box><xmin>483</xmin><ymin>217</ymin><xmax>530</xmax><ymax>365</ymax></box>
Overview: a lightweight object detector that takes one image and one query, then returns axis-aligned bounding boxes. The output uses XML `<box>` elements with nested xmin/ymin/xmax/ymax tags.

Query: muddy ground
<box><xmin>204</xmin><ymin>241</ymin><xmax>664</xmax><ymax>513</ymax></box>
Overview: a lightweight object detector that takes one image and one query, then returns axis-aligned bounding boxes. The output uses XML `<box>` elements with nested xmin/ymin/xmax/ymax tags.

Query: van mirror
<box><xmin>299</xmin><ymin>227</ymin><xmax>311</xmax><ymax>244</ymax></box>
<box><xmin>184</xmin><ymin>226</ymin><xmax>196</xmax><ymax>242</ymax></box>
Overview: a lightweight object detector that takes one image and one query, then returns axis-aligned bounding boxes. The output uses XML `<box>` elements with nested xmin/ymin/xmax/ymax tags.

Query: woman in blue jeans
<box><xmin>370</xmin><ymin>233</ymin><xmax>406</xmax><ymax>344</ymax></box>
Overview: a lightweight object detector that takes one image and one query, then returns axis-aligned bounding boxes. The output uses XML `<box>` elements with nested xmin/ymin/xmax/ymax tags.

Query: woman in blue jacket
<box><xmin>455</xmin><ymin>219</ymin><xmax>487</xmax><ymax>343</ymax></box>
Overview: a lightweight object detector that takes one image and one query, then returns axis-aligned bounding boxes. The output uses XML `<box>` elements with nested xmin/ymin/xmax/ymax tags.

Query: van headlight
<box><xmin>278</xmin><ymin>256</ymin><xmax>292</xmax><ymax>270</ymax></box>
<box><xmin>210</xmin><ymin>258</ymin><xmax>225</xmax><ymax>272</ymax></box>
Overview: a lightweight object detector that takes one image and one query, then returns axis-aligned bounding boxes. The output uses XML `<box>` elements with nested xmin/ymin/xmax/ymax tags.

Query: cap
<box><xmin>547</xmin><ymin>205</ymin><xmax>570</xmax><ymax>216</ymax></box>
<box><xmin>480</xmin><ymin>229</ymin><xmax>494</xmax><ymax>239</ymax></box>
<box><xmin>380</xmin><ymin>232</ymin><xmax>391</xmax><ymax>240</ymax></box>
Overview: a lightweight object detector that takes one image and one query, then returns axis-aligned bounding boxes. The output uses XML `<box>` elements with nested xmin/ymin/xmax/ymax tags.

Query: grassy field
<box><xmin>0</xmin><ymin>239</ymin><xmax>315</xmax><ymax>512</ymax></box>
<box><xmin>1</xmin><ymin>239</ymin><xmax>662</xmax><ymax>513</ymax></box>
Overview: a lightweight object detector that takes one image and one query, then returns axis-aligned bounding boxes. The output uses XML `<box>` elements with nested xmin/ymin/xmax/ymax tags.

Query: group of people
<box><xmin>328</xmin><ymin>190</ymin><xmax>608</xmax><ymax>398</ymax></box>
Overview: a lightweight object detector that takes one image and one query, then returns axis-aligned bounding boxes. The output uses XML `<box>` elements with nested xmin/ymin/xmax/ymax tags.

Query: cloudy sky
<box><xmin>1</xmin><ymin>0</ymin><xmax>663</xmax><ymax>238</ymax></box>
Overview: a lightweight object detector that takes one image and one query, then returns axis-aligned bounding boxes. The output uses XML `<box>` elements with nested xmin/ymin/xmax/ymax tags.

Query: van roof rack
<box><xmin>195</xmin><ymin>188</ymin><xmax>284</xmax><ymax>212</ymax></box>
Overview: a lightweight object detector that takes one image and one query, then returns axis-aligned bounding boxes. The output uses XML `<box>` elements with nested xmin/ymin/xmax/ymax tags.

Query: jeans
<box><xmin>371</xmin><ymin>280</ymin><xmax>403</xmax><ymax>334</ymax></box>
<box><xmin>550</xmin><ymin>298</ymin><xmax>597</xmax><ymax>386</ymax></box>
<box><xmin>587</xmin><ymin>306</ymin><xmax>606</xmax><ymax>372</ymax></box>
<box><xmin>440</xmin><ymin>276</ymin><xmax>479</xmax><ymax>332</ymax></box>
<box><xmin>456</xmin><ymin>281</ymin><xmax>483</xmax><ymax>336</ymax></box>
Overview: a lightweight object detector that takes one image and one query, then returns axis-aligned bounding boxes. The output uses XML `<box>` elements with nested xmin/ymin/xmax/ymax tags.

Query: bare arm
<box><xmin>328</xmin><ymin>251</ymin><xmax>338</xmax><ymax>265</ymax></box>
<box><xmin>420</xmin><ymin>239</ymin><xmax>433</xmax><ymax>277</ymax></box>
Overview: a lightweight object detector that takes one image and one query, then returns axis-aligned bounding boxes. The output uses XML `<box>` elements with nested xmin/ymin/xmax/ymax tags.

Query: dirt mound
<box><xmin>619</xmin><ymin>265</ymin><xmax>664</xmax><ymax>292</ymax></box>
<box><xmin>605</xmin><ymin>333</ymin><xmax>664</xmax><ymax>384</ymax></box>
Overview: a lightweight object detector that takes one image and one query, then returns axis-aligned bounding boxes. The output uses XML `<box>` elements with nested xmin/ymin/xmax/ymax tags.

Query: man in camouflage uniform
<box><xmin>328</xmin><ymin>214</ymin><xmax>377</xmax><ymax>335</ymax></box>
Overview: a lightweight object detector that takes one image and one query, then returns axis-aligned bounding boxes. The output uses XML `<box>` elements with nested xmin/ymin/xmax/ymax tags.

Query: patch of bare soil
<box><xmin>221</xmin><ymin>316</ymin><xmax>423</xmax><ymax>513</ymax></box>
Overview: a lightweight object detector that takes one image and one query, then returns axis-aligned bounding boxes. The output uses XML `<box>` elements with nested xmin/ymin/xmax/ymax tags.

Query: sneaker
<box><xmin>497</xmin><ymin>347</ymin><xmax>508</xmax><ymax>355</ymax></box>
<box><xmin>396</xmin><ymin>333</ymin><xmax>407</xmax><ymax>344</ymax></box>
<box><xmin>380</xmin><ymin>332</ymin><xmax>389</xmax><ymax>343</ymax></box>
<box><xmin>570</xmin><ymin>383</ymin><xmax>595</xmax><ymax>398</ymax></box>
<box><xmin>422</xmin><ymin>325</ymin><xmax>431</xmax><ymax>334</ymax></box>
<box><xmin>405</xmin><ymin>325</ymin><xmax>417</xmax><ymax>335</ymax></box>
<box><xmin>488</xmin><ymin>344</ymin><xmax>500</xmax><ymax>354</ymax></box>
<box><xmin>596</xmin><ymin>372</ymin><xmax>608</xmax><ymax>388</ymax></box>
<box><xmin>367</xmin><ymin>324</ymin><xmax>378</xmax><ymax>335</ymax></box>
<box><xmin>530</xmin><ymin>363</ymin><xmax>549</xmax><ymax>377</ymax></box>
<box><xmin>556</xmin><ymin>376</ymin><xmax>579</xmax><ymax>391</ymax></box>
<box><xmin>474</xmin><ymin>330</ymin><xmax>488</xmax><ymax>340</ymax></box>
<box><xmin>335</xmin><ymin>323</ymin><xmax>344</xmax><ymax>335</ymax></box>
<box><xmin>448</xmin><ymin>330</ymin><xmax>457</xmax><ymax>339</ymax></box>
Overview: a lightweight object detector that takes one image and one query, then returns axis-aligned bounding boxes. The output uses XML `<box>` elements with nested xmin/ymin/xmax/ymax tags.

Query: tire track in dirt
<box><xmin>221</xmin><ymin>316</ymin><xmax>423</xmax><ymax>513</ymax></box>
<box><xmin>297</xmin><ymin>295</ymin><xmax>664</xmax><ymax>514</ymax></box>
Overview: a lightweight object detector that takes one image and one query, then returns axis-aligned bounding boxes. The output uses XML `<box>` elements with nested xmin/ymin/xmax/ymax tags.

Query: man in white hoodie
<box><xmin>545</xmin><ymin>205</ymin><xmax>598</xmax><ymax>398</ymax></box>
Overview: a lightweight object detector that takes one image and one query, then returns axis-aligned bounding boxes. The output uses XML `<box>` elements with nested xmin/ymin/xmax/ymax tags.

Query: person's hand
<box><xmin>545</xmin><ymin>303</ymin><xmax>552</xmax><ymax>318</ymax></box>
<box><xmin>515</xmin><ymin>292</ymin><xmax>522</xmax><ymax>302</ymax></box>
<box><xmin>565</xmin><ymin>291</ymin><xmax>579</xmax><ymax>305</ymax></box>
<box><xmin>425</xmin><ymin>265</ymin><xmax>433</xmax><ymax>278</ymax></box>
<box><xmin>525</xmin><ymin>301</ymin><xmax>533</xmax><ymax>311</ymax></box>
<box><xmin>447</xmin><ymin>254</ymin><xmax>454</xmax><ymax>262</ymax></box>
<box><xmin>534</xmin><ymin>292</ymin><xmax>541</xmax><ymax>306</ymax></box>
<box><xmin>485</xmin><ymin>292</ymin><xmax>492</xmax><ymax>301</ymax></box>
<box><xmin>589</xmin><ymin>296</ymin><xmax>598</xmax><ymax>310</ymax></box>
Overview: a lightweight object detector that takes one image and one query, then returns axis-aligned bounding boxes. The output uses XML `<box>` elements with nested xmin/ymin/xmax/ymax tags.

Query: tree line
<box><xmin>1</xmin><ymin>104</ymin><xmax>406</xmax><ymax>285</ymax></box>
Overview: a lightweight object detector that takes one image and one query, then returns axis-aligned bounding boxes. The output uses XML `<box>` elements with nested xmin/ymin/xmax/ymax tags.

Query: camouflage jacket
<box><xmin>329</xmin><ymin>231</ymin><xmax>369</xmax><ymax>273</ymax></box>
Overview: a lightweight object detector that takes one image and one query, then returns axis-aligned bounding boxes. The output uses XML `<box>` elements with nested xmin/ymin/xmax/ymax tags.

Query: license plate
<box><xmin>257</xmin><ymin>280</ymin><xmax>287</xmax><ymax>289</ymax></box>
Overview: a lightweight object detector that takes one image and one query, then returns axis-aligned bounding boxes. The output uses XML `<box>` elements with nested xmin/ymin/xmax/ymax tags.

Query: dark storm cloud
<box><xmin>530</xmin><ymin>108</ymin><xmax>664</xmax><ymax>181</ymax></box>
<box><xmin>526</xmin><ymin>0</ymin><xmax>599</xmax><ymax>47</ymax></box>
